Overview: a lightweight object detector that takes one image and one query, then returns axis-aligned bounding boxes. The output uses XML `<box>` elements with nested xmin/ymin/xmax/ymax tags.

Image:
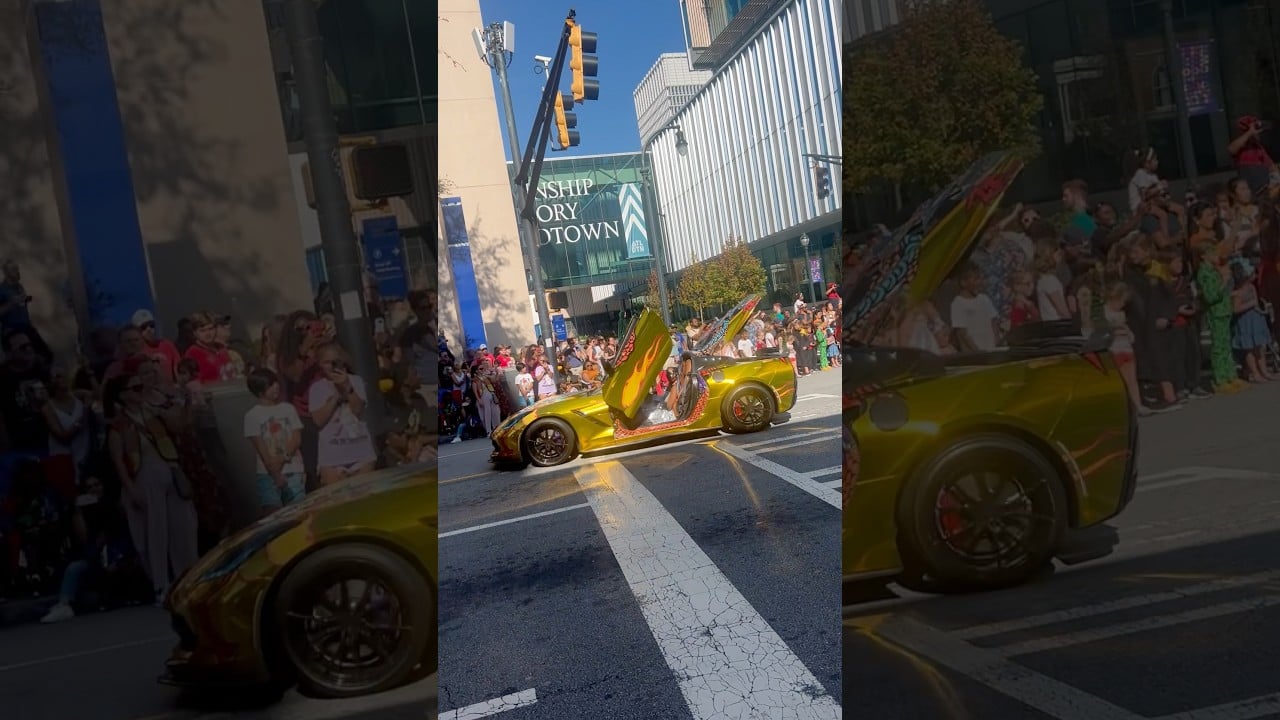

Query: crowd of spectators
<box><xmin>0</xmin><ymin>277</ymin><xmax>437</xmax><ymax>624</ymax></box>
<box><xmin>858</xmin><ymin>127</ymin><xmax>1280</xmax><ymax>417</ymax></box>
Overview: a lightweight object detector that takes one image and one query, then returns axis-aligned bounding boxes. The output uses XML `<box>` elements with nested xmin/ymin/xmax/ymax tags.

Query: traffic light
<box><xmin>553</xmin><ymin>91</ymin><xmax>579</xmax><ymax>149</ymax></box>
<box><xmin>568</xmin><ymin>21</ymin><xmax>599</xmax><ymax>102</ymax></box>
<box><xmin>815</xmin><ymin>166</ymin><xmax>831</xmax><ymax>199</ymax></box>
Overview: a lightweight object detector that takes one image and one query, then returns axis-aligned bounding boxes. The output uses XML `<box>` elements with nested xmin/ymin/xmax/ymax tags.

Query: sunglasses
<box><xmin>12</xmin><ymin>342</ymin><xmax>31</xmax><ymax>352</ymax></box>
<box><xmin>140</xmin><ymin>322</ymin><xmax>156</xmax><ymax>330</ymax></box>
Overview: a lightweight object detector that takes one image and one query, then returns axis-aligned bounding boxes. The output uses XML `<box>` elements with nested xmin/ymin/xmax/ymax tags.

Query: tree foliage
<box><xmin>712</xmin><ymin>235</ymin><xmax>767</xmax><ymax>305</ymax></box>
<box><xmin>643</xmin><ymin>270</ymin><xmax>666</xmax><ymax>312</ymax></box>
<box><xmin>676</xmin><ymin>255</ymin><xmax>724</xmax><ymax>320</ymax></box>
<box><xmin>844</xmin><ymin>0</ymin><xmax>1042</xmax><ymax>204</ymax></box>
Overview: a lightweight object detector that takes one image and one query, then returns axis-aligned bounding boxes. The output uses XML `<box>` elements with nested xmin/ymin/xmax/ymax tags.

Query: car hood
<box><xmin>692</xmin><ymin>294</ymin><xmax>763</xmax><ymax>354</ymax></box>
<box><xmin>844</xmin><ymin>151</ymin><xmax>1024</xmax><ymax>345</ymax></box>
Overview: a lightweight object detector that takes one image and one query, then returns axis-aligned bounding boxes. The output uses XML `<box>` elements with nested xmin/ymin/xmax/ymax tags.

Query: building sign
<box><xmin>1180</xmin><ymin>40</ymin><xmax>1218</xmax><ymax>117</ymax></box>
<box><xmin>619</xmin><ymin>183</ymin><xmax>651</xmax><ymax>258</ymax></box>
<box><xmin>534</xmin><ymin>178</ymin><xmax>624</xmax><ymax>245</ymax></box>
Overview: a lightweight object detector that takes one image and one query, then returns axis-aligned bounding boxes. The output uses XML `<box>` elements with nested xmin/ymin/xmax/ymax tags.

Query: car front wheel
<box><xmin>274</xmin><ymin>543</ymin><xmax>434</xmax><ymax>698</ymax></box>
<box><xmin>523</xmin><ymin>418</ymin><xmax>577</xmax><ymax>466</ymax></box>
<box><xmin>896</xmin><ymin>434</ymin><xmax>1067</xmax><ymax>593</ymax></box>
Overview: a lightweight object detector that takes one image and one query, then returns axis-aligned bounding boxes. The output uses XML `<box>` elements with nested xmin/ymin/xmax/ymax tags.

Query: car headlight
<box><xmin>196</xmin><ymin>520</ymin><xmax>299</xmax><ymax>583</ymax></box>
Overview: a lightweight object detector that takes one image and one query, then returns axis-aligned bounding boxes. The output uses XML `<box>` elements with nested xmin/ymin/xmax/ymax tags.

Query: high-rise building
<box><xmin>650</xmin><ymin>0</ymin><xmax>842</xmax><ymax>305</ymax></box>
<box><xmin>633</xmin><ymin>54</ymin><xmax>713</xmax><ymax>147</ymax></box>
<box><xmin>843</xmin><ymin>0</ymin><xmax>900</xmax><ymax>45</ymax></box>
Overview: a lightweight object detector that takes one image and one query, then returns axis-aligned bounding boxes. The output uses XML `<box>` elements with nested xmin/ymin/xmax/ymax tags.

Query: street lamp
<box><xmin>640</xmin><ymin>123</ymin><xmax>686</xmax><ymax>325</ymax></box>
<box><xmin>800</xmin><ymin>232</ymin><xmax>813</xmax><ymax>302</ymax></box>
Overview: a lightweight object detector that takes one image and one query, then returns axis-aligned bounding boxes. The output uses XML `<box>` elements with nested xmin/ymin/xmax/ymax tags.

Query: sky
<box><xmin>478</xmin><ymin>0</ymin><xmax>690</xmax><ymax>160</ymax></box>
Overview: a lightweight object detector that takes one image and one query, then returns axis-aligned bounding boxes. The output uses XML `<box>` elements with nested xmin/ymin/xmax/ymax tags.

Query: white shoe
<box><xmin>40</xmin><ymin>603</ymin><xmax>75</xmax><ymax>623</ymax></box>
<box><xmin>449</xmin><ymin>437</ymin><xmax>461</xmax><ymax>444</ymax></box>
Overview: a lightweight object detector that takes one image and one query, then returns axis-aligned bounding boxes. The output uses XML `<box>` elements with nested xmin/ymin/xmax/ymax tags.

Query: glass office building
<box><xmin>652</xmin><ymin>0</ymin><xmax>843</xmax><ymax>306</ymax></box>
<box><xmin>261</xmin><ymin>0</ymin><xmax>438</xmax><ymax>295</ymax></box>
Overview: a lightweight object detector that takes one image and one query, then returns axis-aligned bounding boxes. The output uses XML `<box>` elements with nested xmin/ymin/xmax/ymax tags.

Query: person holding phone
<box><xmin>1229</xmin><ymin>115</ymin><xmax>1279</xmax><ymax>196</ymax></box>
<box><xmin>0</xmin><ymin>259</ymin><xmax>31</xmax><ymax>332</ymax></box>
<box><xmin>308</xmin><ymin>342</ymin><xmax>376</xmax><ymax>485</ymax></box>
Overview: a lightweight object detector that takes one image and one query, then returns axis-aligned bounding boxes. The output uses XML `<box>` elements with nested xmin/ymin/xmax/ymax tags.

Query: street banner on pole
<box><xmin>1180</xmin><ymin>40</ymin><xmax>1218</xmax><ymax>117</ymax></box>
<box><xmin>441</xmin><ymin>197</ymin><xmax>488</xmax><ymax>350</ymax></box>
<box><xmin>361</xmin><ymin>215</ymin><xmax>409</xmax><ymax>299</ymax></box>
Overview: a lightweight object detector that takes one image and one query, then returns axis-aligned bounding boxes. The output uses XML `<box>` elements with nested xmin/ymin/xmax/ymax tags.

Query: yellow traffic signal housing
<box><xmin>568</xmin><ymin>22</ymin><xmax>599</xmax><ymax>102</ymax></box>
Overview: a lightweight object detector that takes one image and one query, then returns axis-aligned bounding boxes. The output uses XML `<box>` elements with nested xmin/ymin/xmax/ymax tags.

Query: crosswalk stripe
<box><xmin>573</xmin><ymin>462</ymin><xmax>841</xmax><ymax>720</ymax></box>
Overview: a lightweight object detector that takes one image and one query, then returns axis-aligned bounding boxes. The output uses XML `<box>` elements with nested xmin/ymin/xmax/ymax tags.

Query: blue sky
<box><xmin>479</xmin><ymin>0</ymin><xmax>689</xmax><ymax>160</ymax></box>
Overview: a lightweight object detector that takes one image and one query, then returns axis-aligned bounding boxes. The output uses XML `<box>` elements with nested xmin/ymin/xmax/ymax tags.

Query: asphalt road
<box><xmin>0</xmin><ymin>599</ymin><xmax>437</xmax><ymax>720</ymax></box>
<box><xmin>844</xmin><ymin>379</ymin><xmax>1280</xmax><ymax>720</ymax></box>
<box><xmin>438</xmin><ymin>368</ymin><xmax>843</xmax><ymax>720</ymax></box>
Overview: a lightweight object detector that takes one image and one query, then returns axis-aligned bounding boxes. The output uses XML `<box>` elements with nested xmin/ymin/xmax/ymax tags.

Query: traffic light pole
<box><xmin>483</xmin><ymin>25</ymin><xmax>558</xmax><ymax>385</ymax></box>
<box><xmin>281</xmin><ymin>0</ymin><xmax>384</xmax><ymax>433</ymax></box>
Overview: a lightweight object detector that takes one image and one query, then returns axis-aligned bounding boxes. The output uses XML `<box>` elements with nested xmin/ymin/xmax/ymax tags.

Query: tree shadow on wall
<box><xmin>460</xmin><ymin>210</ymin><xmax>536</xmax><ymax>350</ymax></box>
<box><xmin>0</xmin><ymin>0</ymin><xmax>306</xmax><ymax>347</ymax></box>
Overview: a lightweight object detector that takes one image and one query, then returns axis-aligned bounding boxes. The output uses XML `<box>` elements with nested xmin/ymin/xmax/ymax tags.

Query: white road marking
<box><xmin>747</xmin><ymin>436</ymin><xmax>838</xmax><ymax>453</ymax></box>
<box><xmin>1137</xmin><ymin>466</ymin><xmax>1279</xmax><ymax>494</ymax></box>
<box><xmin>439</xmin><ymin>503</ymin><xmax>591</xmax><ymax>539</ymax></box>
<box><xmin>715</xmin><ymin>441</ymin><xmax>842</xmax><ymax>509</ymax></box>
<box><xmin>820</xmin><ymin>479</ymin><xmax>842</xmax><ymax>489</ymax></box>
<box><xmin>996</xmin><ymin>594</ymin><xmax>1280</xmax><ymax>657</ymax></box>
<box><xmin>440</xmin><ymin>689</ymin><xmax>537</xmax><ymax>720</ymax></box>
<box><xmin>869</xmin><ymin>615</ymin><xmax>1144</xmax><ymax>720</ymax></box>
<box><xmin>574</xmin><ymin>462</ymin><xmax>842</xmax><ymax>720</ymax></box>
<box><xmin>0</xmin><ymin>636</ymin><xmax>171</xmax><ymax>673</ymax></box>
<box><xmin>795</xmin><ymin>393</ymin><xmax>840</xmax><ymax>402</ymax></box>
<box><xmin>737</xmin><ymin>428</ymin><xmax>832</xmax><ymax>450</ymax></box>
<box><xmin>954</xmin><ymin>569</ymin><xmax>1280</xmax><ymax>640</ymax></box>
<box><xmin>1155</xmin><ymin>691</ymin><xmax>1280</xmax><ymax>720</ymax></box>
<box><xmin>805</xmin><ymin>465</ymin><xmax>841</xmax><ymax>479</ymax></box>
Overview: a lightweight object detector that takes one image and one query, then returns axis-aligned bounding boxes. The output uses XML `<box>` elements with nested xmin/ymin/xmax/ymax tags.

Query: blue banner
<box><xmin>361</xmin><ymin>216</ymin><xmax>409</xmax><ymax>299</ymax></box>
<box><xmin>551</xmin><ymin>314</ymin><xmax>568</xmax><ymax>341</ymax></box>
<box><xmin>619</xmin><ymin>183</ymin><xmax>651</xmax><ymax>259</ymax></box>
<box><xmin>34</xmin><ymin>0</ymin><xmax>154</xmax><ymax>330</ymax></box>
<box><xmin>440</xmin><ymin>197</ymin><xmax>487</xmax><ymax>350</ymax></box>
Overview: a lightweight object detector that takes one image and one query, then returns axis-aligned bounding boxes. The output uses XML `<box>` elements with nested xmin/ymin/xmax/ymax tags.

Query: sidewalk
<box><xmin>0</xmin><ymin>594</ymin><xmax>56</xmax><ymax>629</ymax></box>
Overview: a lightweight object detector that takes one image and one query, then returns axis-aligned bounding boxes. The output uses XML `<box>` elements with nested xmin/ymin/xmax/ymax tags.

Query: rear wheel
<box><xmin>274</xmin><ymin>544</ymin><xmax>433</xmax><ymax>698</ymax></box>
<box><xmin>896</xmin><ymin>434</ymin><xmax>1066</xmax><ymax>593</ymax></box>
<box><xmin>722</xmin><ymin>384</ymin><xmax>774</xmax><ymax>433</ymax></box>
<box><xmin>523</xmin><ymin>418</ymin><xmax>577</xmax><ymax>467</ymax></box>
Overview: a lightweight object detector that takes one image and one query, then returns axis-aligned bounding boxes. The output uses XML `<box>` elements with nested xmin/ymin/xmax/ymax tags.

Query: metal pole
<box><xmin>639</xmin><ymin>161</ymin><xmax>672</xmax><ymax>325</ymax></box>
<box><xmin>486</xmin><ymin>24</ymin><xmax>559</xmax><ymax>384</ymax></box>
<box><xmin>801</xmin><ymin>239</ymin><xmax>813</xmax><ymax>302</ymax></box>
<box><xmin>281</xmin><ymin>0</ymin><xmax>384</xmax><ymax>432</ymax></box>
<box><xmin>1161</xmin><ymin>0</ymin><xmax>1199</xmax><ymax>184</ymax></box>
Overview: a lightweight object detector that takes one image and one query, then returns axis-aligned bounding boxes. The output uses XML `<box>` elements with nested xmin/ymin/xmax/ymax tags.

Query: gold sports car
<box><xmin>843</xmin><ymin>152</ymin><xmax>1138</xmax><ymax>596</ymax></box>
<box><xmin>491</xmin><ymin>295</ymin><xmax>798</xmax><ymax>467</ymax></box>
<box><xmin>160</xmin><ymin>465</ymin><xmax>437</xmax><ymax>698</ymax></box>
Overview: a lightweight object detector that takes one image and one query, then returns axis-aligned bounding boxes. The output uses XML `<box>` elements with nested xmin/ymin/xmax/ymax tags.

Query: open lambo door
<box><xmin>602</xmin><ymin>308</ymin><xmax>674</xmax><ymax>429</ymax></box>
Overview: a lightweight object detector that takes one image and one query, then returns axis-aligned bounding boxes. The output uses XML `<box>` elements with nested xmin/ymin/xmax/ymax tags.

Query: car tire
<box><xmin>722</xmin><ymin>384</ymin><xmax>774</xmax><ymax>433</ymax></box>
<box><xmin>522</xmin><ymin>418</ymin><xmax>577</xmax><ymax>467</ymax></box>
<box><xmin>895</xmin><ymin>434</ymin><xmax>1066</xmax><ymax>593</ymax></box>
<box><xmin>274</xmin><ymin>543</ymin><xmax>434</xmax><ymax>699</ymax></box>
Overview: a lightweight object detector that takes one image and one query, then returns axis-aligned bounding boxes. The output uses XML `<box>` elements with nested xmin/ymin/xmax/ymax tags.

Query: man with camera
<box><xmin>1228</xmin><ymin>115</ymin><xmax>1279</xmax><ymax>196</ymax></box>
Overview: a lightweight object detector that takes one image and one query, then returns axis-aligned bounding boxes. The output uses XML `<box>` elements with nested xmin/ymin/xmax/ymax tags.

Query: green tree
<box><xmin>844</xmin><ymin>0</ymin><xmax>1042</xmax><ymax>210</ymax></box>
<box><xmin>676</xmin><ymin>255</ymin><xmax>724</xmax><ymax>321</ymax></box>
<box><xmin>712</xmin><ymin>235</ymin><xmax>766</xmax><ymax>305</ymax></box>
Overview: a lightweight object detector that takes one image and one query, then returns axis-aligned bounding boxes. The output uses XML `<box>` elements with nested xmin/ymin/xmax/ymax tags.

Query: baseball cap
<box><xmin>132</xmin><ymin>309</ymin><xmax>156</xmax><ymax>327</ymax></box>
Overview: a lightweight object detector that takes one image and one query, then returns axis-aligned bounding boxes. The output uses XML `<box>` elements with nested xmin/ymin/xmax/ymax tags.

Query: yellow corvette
<box><xmin>843</xmin><ymin>152</ymin><xmax>1138</xmax><ymax>596</ymax></box>
<box><xmin>160</xmin><ymin>465</ymin><xmax>437</xmax><ymax>698</ymax></box>
<box><xmin>491</xmin><ymin>295</ymin><xmax>798</xmax><ymax>468</ymax></box>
